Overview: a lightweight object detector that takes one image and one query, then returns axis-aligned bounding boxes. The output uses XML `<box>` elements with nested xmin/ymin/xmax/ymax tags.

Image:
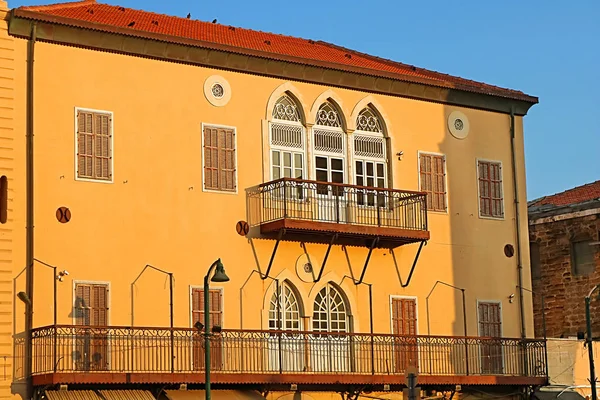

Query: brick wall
<box><xmin>529</xmin><ymin>212</ymin><xmax>600</xmax><ymax>338</ymax></box>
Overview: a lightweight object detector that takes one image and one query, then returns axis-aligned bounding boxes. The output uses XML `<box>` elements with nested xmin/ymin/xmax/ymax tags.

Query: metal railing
<box><xmin>247</xmin><ymin>178</ymin><xmax>428</xmax><ymax>232</ymax></box>
<box><xmin>15</xmin><ymin>326</ymin><xmax>546</xmax><ymax>379</ymax></box>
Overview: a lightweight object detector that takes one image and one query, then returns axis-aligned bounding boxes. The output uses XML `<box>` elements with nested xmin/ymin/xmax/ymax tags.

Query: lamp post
<box><xmin>204</xmin><ymin>259</ymin><xmax>229</xmax><ymax>400</ymax></box>
<box><xmin>586</xmin><ymin>285</ymin><xmax>600</xmax><ymax>400</ymax></box>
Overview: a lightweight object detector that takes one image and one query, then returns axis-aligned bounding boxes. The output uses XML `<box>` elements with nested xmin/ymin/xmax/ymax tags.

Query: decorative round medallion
<box><xmin>504</xmin><ymin>244</ymin><xmax>515</xmax><ymax>258</ymax></box>
<box><xmin>211</xmin><ymin>83</ymin><xmax>224</xmax><ymax>99</ymax></box>
<box><xmin>56</xmin><ymin>206</ymin><xmax>71</xmax><ymax>223</ymax></box>
<box><xmin>236</xmin><ymin>220</ymin><xmax>249</xmax><ymax>236</ymax></box>
<box><xmin>448</xmin><ymin>111</ymin><xmax>470</xmax><ymax>139</ymax></box>
<box><xmin>203</xmin><ymin>75</ymin><xmax>231</xmax><ymax>107</ymax></box>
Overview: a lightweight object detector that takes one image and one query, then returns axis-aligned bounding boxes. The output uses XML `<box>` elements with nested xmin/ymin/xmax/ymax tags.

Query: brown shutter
<box><xmin>419</xmin><ymin>153</ymin><xmax>446</xmax><ymax>211</ymax></box>
<box><xmin>75</xmin><ymin>283</ymin><xmax>108</xmax><ymax>326</ymax></box>
<box><xmin>204</xmin><ymin>126</ymin><xmax>236</xmax><ymax>192</ymax></box>
<box><xmin>392</xmin><ymin>298</ymin><xmax>417</xmax><ymax>335</ymax></box>
<box><xmin>192</xmin><ymin>288</ymin><xmax>223</xmax><ymax>329</ymax></box>
<box><xmin>478</xmin><ymin>302</ymin><xmax>502</xmax><ymax>337</ymax></box>
<box><xmin>77</xmin><ymin>110</ymin><xmax>112</xmax><ymax>181</ymax></box>
<box><xmin>478</xmin><ymin>161</ymin><xmax>503</xmax><ymax>218</ymax></box>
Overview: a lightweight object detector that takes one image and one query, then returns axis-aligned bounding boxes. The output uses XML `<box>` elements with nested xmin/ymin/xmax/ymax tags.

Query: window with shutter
<box><xmin>478</xmin><ymin>160</ymin><xmax>504</xmax><ymax>218</ymax></box>
<box><xmin>419</xmin><ymin>153</ymin><xmax>447</xmax><ymax>212</ymax></box>
<box><xmin>74</xmin><ymin>283</ymin><xmax>109</xmax><ymax>326</ymax></box>
<box><xmin>76</xmin><ymin>109</ymin><xmax>113</xmax><ymax>182</ymax></box>
<box><xmin>203</xmin><ymin>125</ymin><xmax>237</xmax><ymax>192</ymax></box>
<box><xmin>191</xmin><ymin>287</ymin><xmax>223</xmax><ymax>329</ymax></box>
<box><xmin>74</xmin><ymin>282</ymin><xmax>109</xmax><ymax>371</ymax></box>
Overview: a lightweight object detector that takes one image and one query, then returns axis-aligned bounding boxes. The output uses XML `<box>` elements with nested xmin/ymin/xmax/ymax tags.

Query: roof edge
<box><xmin>10</xmin><ymin>8</ymin><xmax>539</xmax><ymax>109</ymax></box>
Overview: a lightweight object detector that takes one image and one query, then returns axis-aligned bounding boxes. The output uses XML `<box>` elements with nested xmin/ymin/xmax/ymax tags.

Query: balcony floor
<box><xmin>260</xmin><ymin>218</ymin><xmax>430</xmax><ymax>248</ymax></box>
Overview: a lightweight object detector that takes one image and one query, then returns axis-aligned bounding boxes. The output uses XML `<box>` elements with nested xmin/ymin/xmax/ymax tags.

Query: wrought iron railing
<box><xmin>15</xmin><ymin>326</ymin><xmax>546</xmax><ymax>379</ymax></box>
<box><xmin>246</xmin><ymin>178</ymin><xmax>428</xmax><ymax>232</ymax></box>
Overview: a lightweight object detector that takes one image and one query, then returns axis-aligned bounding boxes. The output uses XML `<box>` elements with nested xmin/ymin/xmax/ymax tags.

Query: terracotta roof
<box><xmin>15</xmin><ymin>0</ymin><xmax>538</xmax><ymax>104</ymax></box>
<box><xmin>529</xmin><ymin>180</ymin><xmax>600</xmax><ymax>208</ymax></box>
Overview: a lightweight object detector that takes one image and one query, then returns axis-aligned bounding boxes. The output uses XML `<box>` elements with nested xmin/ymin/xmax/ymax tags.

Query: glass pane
<box><xmin>377</xmin><ymin>163</ymin><xmax>385</xmax><ymax>177</ymax></box>
<box><xmin>366</xmin><ymin>162</ymin><xmax>374</xmax><ymax>176</ymax></box>
<box><xmin>331</xmin><ymin>171</ymin><xmax>343</xmax><ymax>184</ymax></box>
<box><xmin>377</xmin><ymin>178</ymin><xmax>385</xmax><ymax>188</ymax></box>
<box><xmin>295</xmin><ymin>168</ymin><xmax>303</xmax><ymax>179</ymax></box>
<box><xmin>316</xmin><ymin>169</ymin><xmax>328</xmax><ymax>182</ymax></box>
<box><xmin>283</xmin><ymin>167</ymin><xmax>292</xmax><ymax>178</ymax></box>
<box><xmin>283</xmin><ymin>152</ymin><xmax>292</xmax><ymax>168</ymax></box>
<box><xmin>316</xmin><ymin>156</ymin><xmax>328</xmax><ymax>169</ymax></box>
<box><xmin>355</xmin><ymin>161</ymin><xmax>363</xmax><ymax>175</ymax></box>
<box><xmin>331</xmin><ymin>158</ymin><xmax>343</xmax><ymax>171</ymax></box>
<box><xmin>294</xmin><ymin>153</ymin><xmax>303</xmax><ymax>168</ymax></box>
<box><xmin>273</xmin><ymin>167</ymin><xmax>281</xmax><ymax>179</ymax></box>
<box><xmin>272</xmin><ymin>151</ymin><xmax>280</xmax><ymax>166</ymax></box>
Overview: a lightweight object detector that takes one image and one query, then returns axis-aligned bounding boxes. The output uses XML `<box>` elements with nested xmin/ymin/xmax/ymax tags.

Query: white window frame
<box><xmin>201</xmin><ymin>123</ymin><xmax>238</xmax><ymax>195</ymax></box>
<box><xmin>476</xmin><ymin>158</ymin><xmax>505</xmax><ymax>220</ymax></box>
<box><xmin>74</xmin><ymin>107</ymin><xmax>114</xmax><ymax>184</ymax></box>
<box><xmin>71</xmin><ymin>280</ymin><xmax>112</xmax><ymax>372</ymax></box>
<box><xmin>417</xmin><ymin>151</ymin><xmax>449</xmax><ymax>214</ymax></box>
<box><xmin>311</xmin><ymin>124</ymin><xmax>347</xmax><ymax>184</ymax></box>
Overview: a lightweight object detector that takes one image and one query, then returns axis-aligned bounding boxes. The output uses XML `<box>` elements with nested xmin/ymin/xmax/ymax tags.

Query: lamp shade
<box><xmin>211</xmin><ymin>261</ymin><xmax>230</xmax><ymax>283</ymax></box>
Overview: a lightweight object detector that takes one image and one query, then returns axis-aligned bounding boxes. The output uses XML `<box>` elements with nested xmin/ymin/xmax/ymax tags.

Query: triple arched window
<box><xmin>269</xmin><ymin>94</ymin><xmax>388</xmax><ymax>196</ymax></box>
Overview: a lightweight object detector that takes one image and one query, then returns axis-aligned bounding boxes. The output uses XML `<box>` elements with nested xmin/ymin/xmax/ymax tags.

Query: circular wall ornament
<box><xmin>56</xmin><ymin>206</ymin><xmax>71</xmax><ymax>223</ymax></box>
<box><xmin>203</xmin><ymin>75</ymin><xmax>231</xmax><ymax>106</ymax></box>
<box><xmin>504</xmin><ymin>244</ymin><xmax>515</xmax><ymax>258</ymax></box>
<box><xmin>448</xmin><ymin>110</ymin><xmax>470</xmax><ymax>139</ymax></box>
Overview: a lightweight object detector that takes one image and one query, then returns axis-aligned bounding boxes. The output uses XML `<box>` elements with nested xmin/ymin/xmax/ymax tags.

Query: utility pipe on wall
<box><xmin>24</xmin><ymin>21</ymin><xmax>37</xmax><ymax>400</ymax></box>
<box><xmin>510</xmin><ymin>108</ymin><xmax>526</xmax><ymax>339</ymax></box>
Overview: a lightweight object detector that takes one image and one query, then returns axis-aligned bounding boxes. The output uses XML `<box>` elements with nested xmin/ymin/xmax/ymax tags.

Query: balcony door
<box><xmin>478</xmin><ymin>301</ymin><xmax>503</xmax><ymax>374</ymax></box>
<box><xmin>391</xmin><ymin>297</ymin><xmax>418</xmax><ymax>373</ymax></box>
<box><xmin>268</xmin><ymin>281</ymin><xmax>305</xmax><ymax>372</ymax></box>
<box><xmin>311</xmin><ymin>283</ymin><xmax>350</xmax><ymax>372</ymax></box>
<box><xmin>315</xmin><ymin>155</ymin><xmax>346</xmax><ymax>223</ymax></box>
<box><xmin>73</xmin><ymin>283</ymin><xmax>109</xmax><ymax>371</ymax></box>
<box><xmin>191</xmin><ymin>288</ymin><xmax>223</xmax><ymax>371</ymax></box>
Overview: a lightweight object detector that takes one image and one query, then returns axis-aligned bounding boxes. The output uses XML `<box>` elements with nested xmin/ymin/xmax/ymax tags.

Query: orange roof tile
<box><xmin>530</xmin><ymin>180</ymin><xmax>600</xmax><ymax>208</ymax></box>
<box><xmin>15</xmin><ymin>0</ymin><xmax>538</xmax><ymax>103</ymax></box>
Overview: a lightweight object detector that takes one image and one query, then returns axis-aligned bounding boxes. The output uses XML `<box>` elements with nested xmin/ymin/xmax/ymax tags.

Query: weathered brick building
<box><xmin>529</xmin><ymin>180</ymin><xmax>600</xmax><ymax>338</ymax></box>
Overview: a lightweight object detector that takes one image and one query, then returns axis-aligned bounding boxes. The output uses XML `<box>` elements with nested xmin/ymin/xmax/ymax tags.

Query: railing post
<box><xmin>278</xmin><ymin>330</ymin><xmax>283</xmax><ymax>374</ymax></box>
<box><xmin>376</xmin><ymin>200</ymin><xmax>381</xmax><ymax>227</ymax></box>
<box><xmin>53</xmin><ymin>326</ymin><xmax>57</xmax><ymax>373</ymax></box>
<box><xmin>464</xmin><ymin>337</ymin><xmax>469</xmax><ymax>376</ymax></box>
<box><xmin>283</xmin><ymin>180</ymin><xmax>287</xmax><ymax>218</ymax></box>
<box><xmin>335</xmin><ymin>186</ymin><xmax>340</xmax><ymax>223</ymax></box>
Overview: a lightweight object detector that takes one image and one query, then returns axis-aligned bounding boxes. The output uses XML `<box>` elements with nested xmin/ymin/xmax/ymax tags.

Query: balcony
<box><xmin>17</xmin><ymin>325</ymin><xmax>547</xmax><ymax>389</ymax></box>
<box><xmin>247</xmin><ymin>178</ymin><xmax>430</xmax><ymax>248</ymax></box>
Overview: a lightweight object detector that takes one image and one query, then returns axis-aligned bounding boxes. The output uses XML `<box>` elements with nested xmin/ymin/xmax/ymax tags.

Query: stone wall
<box><xmin>529</xmin><ymin>212</ymin><xmax>600</xmax><ymax>338</ymax></box>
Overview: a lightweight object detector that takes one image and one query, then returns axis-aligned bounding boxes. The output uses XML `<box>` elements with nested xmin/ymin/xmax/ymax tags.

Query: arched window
<box><xmin>315</xmin><ymin>101</ymin><xmax>342</xmax><ymax>128</ymax></box>
<box><xmin>354</xmin><ymin>106</ymin><xmax>387</xmax><ymax>206</ymax></box>
<box><xmin>269</xmin><ymin>94</ymin><xmax>305</xmax><ymax>186</ymax></box>
<box><xmin>312</xmin><ymin>283</ymin><xmax>349</xmax><ymax>333</ymax></box>
<box><xmin>269</xmin><ymin>281</ymin><xmax>302</xmax><ymax>331</ymax></box>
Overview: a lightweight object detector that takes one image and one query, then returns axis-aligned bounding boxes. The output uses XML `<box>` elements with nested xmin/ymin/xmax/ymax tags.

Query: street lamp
<box><xmin>204</xmin><ymin>259</ymin><xmax>229</xmax><ymax>400</ymax></box>
<box><xmin>586</xmin><ymin>285</ymin><xmax>600</xmax><ymax>400</ymax></box>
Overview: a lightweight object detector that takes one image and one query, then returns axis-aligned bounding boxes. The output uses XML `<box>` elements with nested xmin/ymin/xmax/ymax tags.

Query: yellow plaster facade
<box><xmin>0</xmin><ymin>3</ymin><xmax>539</xmax><ymax>399</ymax></box>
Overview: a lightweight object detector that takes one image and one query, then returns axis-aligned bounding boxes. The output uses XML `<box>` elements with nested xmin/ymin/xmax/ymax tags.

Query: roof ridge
<box><xmin>546</xmin><ymin>179</ymin><xmax>600</xmax><ymax>198</ymax></box>
<box><xmin>22</xmin><ymin>0</ymin><xmax>95</xmax><ymax>11</ymax></box>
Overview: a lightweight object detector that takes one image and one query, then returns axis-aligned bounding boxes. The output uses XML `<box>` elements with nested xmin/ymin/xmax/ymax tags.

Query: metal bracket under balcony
<box><xmin>247</xmin><ymin>178</ymin><xmax>430</xmax><ymax>249</ymax></box>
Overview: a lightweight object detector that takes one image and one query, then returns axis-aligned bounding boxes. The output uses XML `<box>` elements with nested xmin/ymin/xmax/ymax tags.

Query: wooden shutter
<box><xmin>75</xmin><ymin>283</ymin><xmax>108</xmax><ymax>326</ymax></box>
<box><xmin>419</xmin><ymin>153</ymin><xmax>446</xmax><ymax>211</ymax></box>
<box><xmin>478</xmin><ymin>161</ymin><xmax>503</xmax><ymax>218</ymax></box>
<box><xmin>192</xmin><ymin>288</ymin><xmax>223</xmax><ymax>329</ymax></box>
<box><xmin>77</xmin><ymin>110</ymin><xmax>112</xmax><ymax>181</ymax></box>
<box><xmin>478</xmin><ymin>302</ymin><xmax>502</xmax><ymax>337</ymax></box>
<box><xmin>392</xmin><ymin>298</ymin><xmax>417</xmax><ymax>335</ymax></box>
<box><xmin>203</xmin><ymin>126</ymin><xmax>236</xmax><ymax>192</ymax></box>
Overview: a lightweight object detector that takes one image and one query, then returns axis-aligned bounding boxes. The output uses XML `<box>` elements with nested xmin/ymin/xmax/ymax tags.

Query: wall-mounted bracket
<box><xmin>310</xmin><ymin>233</ymin><xmax>338</xmax><ymax>283</ymax></box>
<box><xmin>355</xmin><ymin>237</ymin><xmax>380</xmax><ymax>285</ymax></box>
<box><xmin>391</xmin><ymin>240</ymin><xmax>427</xmax><ymax>288</ymax></box>
<box><xmin>261</xmin><ymin>229</ymin><xmax>285</xmax><ymax>280</ymax></box>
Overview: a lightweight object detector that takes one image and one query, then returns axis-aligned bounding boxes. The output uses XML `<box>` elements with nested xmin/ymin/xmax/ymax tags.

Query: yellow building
<box><xmin>0</xmin><ymin>0</ymin><xmax>545</xmax><ymax>399</ymax></box>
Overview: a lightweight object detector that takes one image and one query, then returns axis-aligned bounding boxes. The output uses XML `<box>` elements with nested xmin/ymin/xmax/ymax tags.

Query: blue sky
<box><xmin>12</xmin><ymin>0</ymin><xmax>600</xmax><ymax>200</ymax></box>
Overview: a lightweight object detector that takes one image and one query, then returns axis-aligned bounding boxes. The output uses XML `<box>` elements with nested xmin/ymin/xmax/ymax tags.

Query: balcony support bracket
<box><xmin>261</xmin><ymin>229</ymin><xmax>285</xmax><ymax>280</ymax></box>
<box><xmin>355</xmin><ymin>237</ymin><xmax>380</xmax><ymax>285</ymax></box>
<box><xmin>392</xmin><ymin>240</ymin><xmax>427</xmax><ymax>288</ymax></box>
<box><xmin>312</xmin><ymin>233</ymin><xmax>338</xmax><ymax>283</ymax></box>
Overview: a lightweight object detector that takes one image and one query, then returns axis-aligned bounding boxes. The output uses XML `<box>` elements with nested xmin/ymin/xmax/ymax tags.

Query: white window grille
<box><xmin>312</xmin><ymin>283</ymin><xmax>349</xmax><ymax>333</ymax></box>
<box><xmin>270</xmin><ymin>123</ymin><xmax>303</xmax><ymax>149</ymax></box>
<box><xmin>354</xmin><ymin>134</ymin><xmax>385</xmax><ymax>158</ymax></box>
<box><xmin>272</xmin><ymin>94</ymin><xmax>302</xmax><ymax>122</ymax></box>
<box><xmin>269</xmin><ymin>281</ymin><xmax>302</xmax><ymax>330</ymax></box>
<box><xmin>316</xmin><ymin>102</ymin><xmax>342</xmax><ymax>128</ymax></box>
<box><xmin>356</xmin><ymin>107</ymin><xmax>382</xmax><ymax>133</ymax></box>
<box><xmin>313</xmin><ymin>128</ymin><xmax>344</xmax><ymax>154</ymax></box>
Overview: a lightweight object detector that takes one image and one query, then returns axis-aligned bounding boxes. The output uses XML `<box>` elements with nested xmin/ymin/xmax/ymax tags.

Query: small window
<box><xmin>530</xmin><ymin>242</ymin><xmax>541</xmax><ymax>280</ymax></box>
<box><xmin>478</xmin><ymin>160</ymin><xmax>504</xmax><ymax>218</ymax></box>
<box><xmin>419</xmin><ymin>153</ymin><xmax>446</xmax><ymax>212</ymax></box>
<box><xmin>203</xmin><ymin>125</ymin><xmax>236</xmax><ymax>192</ymax></box>
<box><xmin>572</xmin><ymin>240</ymin><xmax>595</xmax><ymax>276</ymax></box>
<box><xmin>76</xmin><ymin>109</ymin><xmax>112</xmax><ymax>181</ymax></box>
